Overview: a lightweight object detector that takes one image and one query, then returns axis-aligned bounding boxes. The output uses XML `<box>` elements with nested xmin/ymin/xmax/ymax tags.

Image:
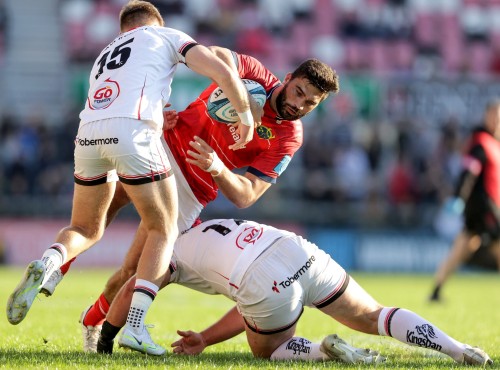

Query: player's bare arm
<box><xmin>186</xmin><ymin>136</ymin><xmax>271</xmax><ymax>208</ymax></box>
<box><xmin>172</xmin><ymin>306</ymin><xmax>244</xmax><ymax>355</ymax></box>
<box><xmin>184</xmin><ymin>45</ymin><xmax>260</xmax><ymax>149</ymax></box>
<box><xmin>207</xmin><ymin>46</ymin><xmax>264</xmax><ymax>149</ymax></box>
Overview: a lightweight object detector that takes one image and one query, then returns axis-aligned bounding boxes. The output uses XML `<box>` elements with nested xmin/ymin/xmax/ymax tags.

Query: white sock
<box><xmin>126</xmin><ymin>279</ymin><xmax>159</xmax><ymax>333</ymax></box>
<box><xmin>270</xmin><ymin>337</ymin><xmax>328</xmax><ymax>361</ymax></box>
<box><xmin>378</xmin><ymin>307</ymin><xmax>467</xmax><ymax>362</ymax></box>
<box><xmin>41</xmin><ymin>243</ymin><xmax>67</xmax><ymax>284</ymax></box>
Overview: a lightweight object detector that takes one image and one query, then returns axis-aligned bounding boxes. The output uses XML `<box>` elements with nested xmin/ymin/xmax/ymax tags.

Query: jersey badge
<box><xmin>256</xmin><ymin>125</ymin><xmax>275</xmax><ymax>140</ymax></box>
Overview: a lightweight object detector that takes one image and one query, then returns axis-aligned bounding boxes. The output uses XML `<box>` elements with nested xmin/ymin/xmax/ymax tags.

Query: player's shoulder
<box><xmin>260</xmin><ymin>115</ymin><xmax>303</xmax><ymax>142</ymax></box>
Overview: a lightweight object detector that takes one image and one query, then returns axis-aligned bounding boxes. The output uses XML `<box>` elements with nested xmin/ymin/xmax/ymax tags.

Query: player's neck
<box><xmin>268</xmin><ymin>84</ymin><xmax>283</xmax><ymax>115</ymax></box>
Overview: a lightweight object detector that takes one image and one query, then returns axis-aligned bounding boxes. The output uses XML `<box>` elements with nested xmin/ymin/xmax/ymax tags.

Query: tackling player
<box><xmin>6</xmin><ymin>1</ymin><xmax>260</xmax><ymax>352</ymax></box>
<box><xmin>97</xmin><ymin>218</ymin><xmax>492</xmax><ymax>366</ymax></box>
<box><xmin>40</xmin><ymin>47</ymin><xmax>340</xmax><ymax>353</ymax></box>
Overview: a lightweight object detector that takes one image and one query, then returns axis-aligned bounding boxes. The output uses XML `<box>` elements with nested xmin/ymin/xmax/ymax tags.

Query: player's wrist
<box><xmin>206</xmin><ymin>153</ymin><xmax>224</xmax><ymax>177</ymax></box>
<box><xmin>237</xmin><ymin>109</ymin><xmax>253</xmax><ymax>127</ymax></box>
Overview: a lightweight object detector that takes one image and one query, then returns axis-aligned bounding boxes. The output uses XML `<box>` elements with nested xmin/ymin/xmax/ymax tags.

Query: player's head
<box><xmin>484</xmin><ymin>99</ymin><xmax>500</xmax><ymax>139</ymax></box>
<box><xmin>119</xmin><ymin>0</ymin><xmax>164</xmax><ymax>33</ymax></box>
<box><xmin>276</xmin><ymin>59</ymin><xmax>339</xmax><ymax>121</ymax></box>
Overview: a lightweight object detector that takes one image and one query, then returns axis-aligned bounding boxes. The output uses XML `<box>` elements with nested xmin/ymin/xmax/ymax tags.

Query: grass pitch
<box><xmin>0</xmin><ymin>267</ymin><xmax>498</xmax><ymax>369</ymax></box>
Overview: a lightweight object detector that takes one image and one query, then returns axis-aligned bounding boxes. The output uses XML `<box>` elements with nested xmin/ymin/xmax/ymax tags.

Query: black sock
<box><xmin>101</xmin><ymin>320</ymin><xmax>122</xmax><ymax>341</ymax></box>
<box><xmin>430</xmin><ymin>285</ymin><xmax>441</xmax><ymax>300</ymax></box>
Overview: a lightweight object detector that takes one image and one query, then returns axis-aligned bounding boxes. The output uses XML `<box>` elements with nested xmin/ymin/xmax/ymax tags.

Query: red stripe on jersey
<box><xmin>137</xmin><ymin>76</ymin><xmax>147</xmax><ymax>120</ymax></box>
<box><xmin>178</xmin><ymin>41</ymin><xmax>195</xmax><ymax>55</ymax></box>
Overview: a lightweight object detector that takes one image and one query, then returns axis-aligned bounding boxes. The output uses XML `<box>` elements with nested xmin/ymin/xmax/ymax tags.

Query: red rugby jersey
<box><xmin>164</xmin><ymin>52</ymin><xmax>303</xmax><ymax>206</ymax></box>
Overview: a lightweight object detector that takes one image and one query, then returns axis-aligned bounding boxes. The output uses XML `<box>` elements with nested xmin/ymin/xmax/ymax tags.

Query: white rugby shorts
<box><xmin>74</xmin><ymin>118</ymin><xmax>172</xmax><ymax>185</ymax></box>
<box><xmin>162</xmin><ymin>138</ymin><xmax>203</xmax><ymax>233</ymax></box>
<box><xmin>232</xmin><ymin>235</ymin><xmax>349</xmax><ymax>334</ymax></box>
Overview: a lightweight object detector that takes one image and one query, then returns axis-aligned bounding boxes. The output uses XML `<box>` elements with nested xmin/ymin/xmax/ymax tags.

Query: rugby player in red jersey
<box><xmin>41</xmin><ymin>46</ymin><xmax>340</xmax><ymax>352</ymax></box>
<box><xmin>430</xmin><ymin>100</ymin><xmax>500</xmax><ymax>302</ymax></box>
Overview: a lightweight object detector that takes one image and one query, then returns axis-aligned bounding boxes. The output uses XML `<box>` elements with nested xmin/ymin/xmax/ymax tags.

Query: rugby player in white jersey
<box><xmin>6</xmin><ymin>1</ymin><xmax>260</xmax><ymax>354</ymax></box>
<box><xmin>96</xmin><ymin>219</ymin><xmax>492</xmax><ymax>366</ymax></box>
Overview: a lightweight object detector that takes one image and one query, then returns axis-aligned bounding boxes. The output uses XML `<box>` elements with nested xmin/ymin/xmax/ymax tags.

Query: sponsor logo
<box><xmin>76</xmin><ymin>137</ymin><xmax>119</xmax><ymax>146</ymax></box>
<box><xmin>272</xmin><ymin>281</ymin><xmax>280</xmax><ymax>293</ymax></box>
<box><xmin>228</xmin><ymin>125</ymin><xmax>240</xmax><ymax>142</ymax></box>
<box><xmin>235</xmin><ymin>226</ymin><xmax>263</xmax><ymax>250</ymax></box>
<box><xmin>128</xmin><ymin>333</ymin><xmax>142</xmax><ymax>345</ymax></box>
<box><xmin>406</xmin><ymin>324</ymin><xmax>442</xmax><ymax>351</ymax></box>
<box><xmin>90</xmin><ymin>78</ymin><xmax>120</xmax><ymax>110</ymax></box>
<box><xmin>286</xmin><ymin>338</ymin><xmax>311</xmax><ymax>355</ymax></box>
<box><xmin>277</xmin><ymin>255</ymin><xmax>315</xmax><ymax>289</ymax></box>
<box><xmin>256</xmin><ymin>125</ymin><xmax>274</xmax><ymax>140</ymax></box>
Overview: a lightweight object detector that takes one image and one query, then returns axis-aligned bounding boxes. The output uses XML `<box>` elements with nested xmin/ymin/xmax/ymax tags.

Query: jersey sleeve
<box><xmin>163</xmin><ymin>27</ymin><xmax>198</xmax><ymax>64</ymax></box>
<box><xmin>246</xmin><ymin>121</ymin><xmax>303</xmax><ymax>183</ymax></box>
<box><xmin>233</xmin><ymin>52</ymin><xmax>281</xmax><ymax>92</ymax></box>
<box><xmin>454</xmin><ymin>143</ymin><xmax>486</xmax><ymax>198</ymax></box>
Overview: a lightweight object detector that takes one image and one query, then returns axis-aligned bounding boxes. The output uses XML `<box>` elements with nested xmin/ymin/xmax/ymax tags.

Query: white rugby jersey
<box><xmin>80</xmin><ymin>26</ymin><xmax>197</xmax><ymax>128</ymax></box>
<box><xmin>171</xmin><ymin>219</ymin><xmax>295</xmax><ymax>299</ymax></box>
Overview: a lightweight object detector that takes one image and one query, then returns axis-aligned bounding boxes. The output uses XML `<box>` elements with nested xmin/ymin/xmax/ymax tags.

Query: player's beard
<box><xmin>276</xmin><ymin>83</ymin><xmax>305</xmax><ymax>121</ymax></box>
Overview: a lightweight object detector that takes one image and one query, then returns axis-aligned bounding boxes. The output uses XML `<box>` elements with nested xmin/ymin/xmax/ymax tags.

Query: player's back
<box><xmin>171</xmin><ymin>219</ymin><xmax>294</xmax><ymax>298</ymax></box>
<box><xmin>80</xmin><ymin>26</ymin><xmax>194</xmax><ymax>128</ymax></box>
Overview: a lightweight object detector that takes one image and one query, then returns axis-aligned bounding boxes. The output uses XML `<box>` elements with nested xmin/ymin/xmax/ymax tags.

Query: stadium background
<box><xmin>0</xmin><ymin>0</ymin><xmax>499</xmax><ymax>273</ymax></box>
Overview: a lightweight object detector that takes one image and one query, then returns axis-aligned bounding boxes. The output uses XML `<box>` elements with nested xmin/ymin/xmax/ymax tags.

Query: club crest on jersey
<box><xmin>256</xmin><ymin>125</ymin><xmax>275</xmax><ymax>140</ymax></box>
<box><xmin>236</xmin><ymin>226</ymin><xmax>263</xmax><ymax>250</ymax></box>
<box><xmin>89</xmin><ymin>78</ymin><xmax>120</xmax><ymax>110</ymax></box>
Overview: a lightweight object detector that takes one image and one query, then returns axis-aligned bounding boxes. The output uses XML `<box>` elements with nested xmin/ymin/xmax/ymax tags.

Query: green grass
<box><xmin>0</xmin><ymin>267</ymin><xmax>499</xmax><ymax>369</ymax></box>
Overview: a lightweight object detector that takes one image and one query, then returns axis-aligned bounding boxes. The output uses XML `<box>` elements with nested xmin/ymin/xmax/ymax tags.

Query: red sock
<box><xmin>60</xmin><ymin>257</ymin><xmax>76</xmax><ymax>275</ymax></box>
<box><xmin>82</xmin><ymin>293</ymin><xmax>110</xmax><ymax>326</ymax></box>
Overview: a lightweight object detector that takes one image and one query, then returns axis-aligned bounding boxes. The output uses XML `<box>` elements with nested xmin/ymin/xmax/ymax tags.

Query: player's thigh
<box><xmin>163</xmin><ymin>141</ymin><xmax>203</xmax><ymax>232</ymax></box>
<box><xmin>245</xmin><ymin>325</ymin><xmax>296</xmax><ymax>359</ymax></box>
<box><xmin>122</xmin><ymin>176</ymin><xmax>178</xmax><ymax>232</ymax></box>
<box><xmin>318</xmin><ymin>276</ymin><xmax>382</xmax><ymax>335</ymax></box>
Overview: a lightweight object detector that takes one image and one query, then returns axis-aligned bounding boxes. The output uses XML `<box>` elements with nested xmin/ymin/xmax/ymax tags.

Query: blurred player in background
<box><xmin>97</xmin><ymin>218</ymin><xmax>492</xmax><ymax>366</ymax></box>
<box><xmin>6</xmin><ymin>1</ymin><xmax>259</xmax><ymax>353</ymax></box>
<box><xmin>41</xmin><ymin>46</ymin><xmax>340</xmax><ymax>353</ymax></box>
<box><xmin>430</xmin><ymin>100</ymin><xmax>500</xmax><ymax>302</ymax></box>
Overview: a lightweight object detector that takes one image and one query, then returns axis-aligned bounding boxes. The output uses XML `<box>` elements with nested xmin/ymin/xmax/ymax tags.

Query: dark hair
<box><xmin>291</xmin><ymin>59</ymin><xmax>339</xmax><ymax>95</ymax></box>
<box><xmin>119</xmin><ymin>1</ymin><xmax>164</xmax><ymax>30</ymax></box>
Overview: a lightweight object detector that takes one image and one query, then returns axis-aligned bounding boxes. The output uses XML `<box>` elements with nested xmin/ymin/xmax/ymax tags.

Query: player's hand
<box><xmin>162</xmin><ymin>103</ymin><xmax>178</xmax><ymax>130</ymax></box>
<box><xmin>229</xmin><ymin>122</ymin><xmax>252</xmax><ymax>150</ymax></box>
<box><xmin>171</xmin><ymin>330</ymin><xmax>207</xmax><ymax>355</ymax></box>
<box><xmin>229</xmin><ymin>99</ymin><xmax>263</xmax><ymax>151</ymax></box>
<box><xmin>186</xmin><ymin>136</ymin><xmax>222</xmax><ymax>173</ymax></box>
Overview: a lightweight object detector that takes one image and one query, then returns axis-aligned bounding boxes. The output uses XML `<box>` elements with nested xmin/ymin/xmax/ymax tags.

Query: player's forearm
<box><xmin>186</xmin><ymin>45</ymin><xmax>250</xmax><ymax>115</ymax></box>
<box><xmin>454</xmin><ymin>170</ymin><xmax>478</xmax><ymax>203</ymax></box>
<box><xmin>200</xmin><ymin>306</ymin><xmax>245</xmax><ymax>347</ymax></box>
<box><xmin>213</xmin><ymin>170</ymin><xmax>260</xmax><ymax>208</ymax></box>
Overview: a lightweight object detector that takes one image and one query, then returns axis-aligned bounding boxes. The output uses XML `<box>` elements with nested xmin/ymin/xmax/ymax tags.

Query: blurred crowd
<box><xmin>1</xmin><ymin>0</ymin><xmax>499</xmax><ymax>227</ymax></box>
<box><xmin>0</xmin><ymin>99</ymin><xmax>474</xmax><ymax>229</ymax></box>
<box><xmin>61</xmin><ymin>0</ymin><xmax>500</xmax><ymax>77</ymax></box>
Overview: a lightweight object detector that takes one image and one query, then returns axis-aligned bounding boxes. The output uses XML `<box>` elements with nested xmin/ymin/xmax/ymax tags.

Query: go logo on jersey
<box><xmin>89</xmin><ymin>78</ymin><xmax>120</xmax><ymax>110</ymax></box>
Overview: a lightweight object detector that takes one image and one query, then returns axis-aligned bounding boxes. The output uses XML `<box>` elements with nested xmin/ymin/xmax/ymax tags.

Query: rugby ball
<box><xmin>207</xmin><ymin>79</ymin><xmax>266</xmax><ymax>124</ymax></box>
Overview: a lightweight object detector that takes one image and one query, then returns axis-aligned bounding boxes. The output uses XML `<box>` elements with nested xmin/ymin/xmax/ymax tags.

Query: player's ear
<box><xmin>283</xmin><ymin>73</ymin><xmax>292</xmax><ymax>84</ymax></box>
